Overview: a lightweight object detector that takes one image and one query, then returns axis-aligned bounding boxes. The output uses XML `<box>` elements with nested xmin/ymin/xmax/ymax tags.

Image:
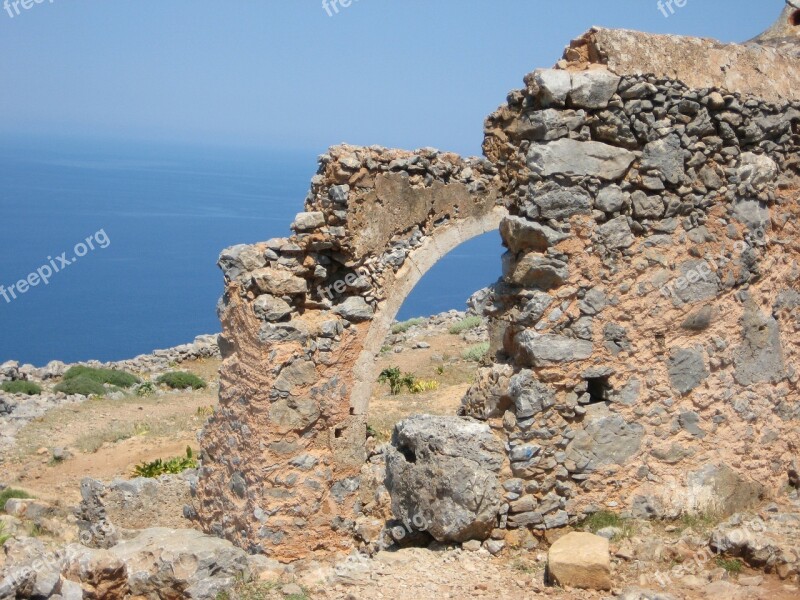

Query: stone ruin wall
<box><xmin>195</xmin><ymin>27</ymin><xmax>800</xmax><ymax>560</ymax></box>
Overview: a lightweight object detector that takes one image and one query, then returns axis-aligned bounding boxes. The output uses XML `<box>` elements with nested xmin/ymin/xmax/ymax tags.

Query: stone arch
<box><xmin>349</xmin><ymin>205</ymin><xmax>506</xmax><ymax>416</ymax></box>
<box><xmin>197</xmin><ymin>19</ymin><xmax>800</xmax><ymax>560</ymax></box>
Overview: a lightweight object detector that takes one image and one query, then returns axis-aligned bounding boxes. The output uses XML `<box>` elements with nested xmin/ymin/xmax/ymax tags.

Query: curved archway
<box><xmin>350</xmin><ymin>206</ymin><xmax>506</xmax><ymax>416</ymax></box>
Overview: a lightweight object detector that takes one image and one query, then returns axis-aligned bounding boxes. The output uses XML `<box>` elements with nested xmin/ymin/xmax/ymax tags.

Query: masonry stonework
<box><xmin>195</xmin><ymin>8</ymin><xmax>800</xmax><ymax>561</ymax></box>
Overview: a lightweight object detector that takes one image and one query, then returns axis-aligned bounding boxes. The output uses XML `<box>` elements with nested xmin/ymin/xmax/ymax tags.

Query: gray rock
<box><xmin>385</xmin><ymin>415</ymin><xmax>504</xmax><ymax>542</ymax></box>
<box><xmin>731</xmin><ymin>198</ymin><xmax>770</xmax><ymax>233</ymax></box>
<box><xmin>565</xmin><ymin>413</ymin><xmax>644</xmax><ymax>473</ymax></box>
<box><xmin>641</xmin><ymin>135</ymin><xmax>684</xmax><ymax>185</ymax></box>
<box><xmin>515</xmin><ymin>331</ymin><xmax>594</xmax><ymax>367</ymax></box>
<box><xmin>252</xmin><ymin>268</ymin><xmax>308</xmax><ymax>296</ymax></box>
<box><xmin>681</xmin><ymin>305</ymin><xmax>714</xmax><ymax>331</ymax></box>
<box><xmin>736</xmin><ymin>152</ymin><xmax>778</xmax><ymax>191</ymax></box>
<box><xmin>500</xmin><ymin>215</ymin><xmax>569</xmax><ymax>253</ymax></box>
<box><xmin>596</xmin><ymin>216</ymin><xmax>635</xmax><ymax>249</ymax></box>
<box><xmin>503</xmin><ymin>252</ymin><xmax>569</xmax><ymax>290</ymax></box>
<box><xmin>689</xmin><ymin>464</ymin><xmax>765</xmax><ymax>516</ymax></box>
<box><xmin>679</xmin><ymin>411</ymin><xmax>706</xmax><ymax>438</ymax></box>
<box><xmin>508</xmin><ymin>369</ymin><xmax>555</xmax><ymax>419</ymax></box>
<box><xmin>329</xmin><ymin>184</ymin><xmax>350</xmax><ymax>204</ymax></box>
<box><xmin>332</xmin><ymin>296</ymin><xmax>374</xmax><ymax>322</ymax></box>
<box><xmin>631</xmin><ymin>191</ymin><xmax>665</xmax><ymax>219</ymax></box>
<box><xmin>569</xmin><ymin>70</ymin><xmax>620</xmax><ymax>109</ymax></box>
<box><xmin>630</xmin><ymin>495</ymin><xmax>664</xmax><ymax>520</ymax></box>
<box><xmin>518</xmin><ymin>291</ymin><xmax>554</xmax><ymax>324</ymax></box>
<box><xmin>532</xmin><ymin>69</ymin><xmax>571</xmax><ymax>107</ymax></box>
<box><xmin>273</xmin><ymin>359</ymin><xmax>317</xmax><ymax>393</ymax></box>
<box><xmin>669</xmin><ymin>260</ymin><xmax>719</xmax><ymax>304</ymax></box>
<box><xmin>253</xmin><ymin>295</ymin><xmax>292</xmax><ymax>322</ymax></box>
<box><xmin>595</xmin><ymin>185</ymin><xmax>627</xmax><ymax>213</ymax></box>
<box><xmin>109</xmin><ymin>527</ymin><xmax>251</xmax><ymax>599</ymax></box>
<box><xmin>527</xmin><ymin>139</ymin><xmax>636</xmax><ymax>181</ymax></box>
<box><xmin>733</xmin><ymin>301</ymin><xmax>786</xmax><ymax>386</ymax></box>
<box><xmin>579</xmin><ymin>288</ymin><xmax>607</xmax><ymax>315</ymax></box>
<box><xmin>527</xmin><ymin>184</ymin><xmax>592</xmax><ymax>221</ymax></box>
<box><xmin>291</xmin><ymin>211</ymin><xmax>325</xmax><ymax>232</ymax></box>
<box><xmin>613</xmin><ymin>378</ymin><xmax>641</xmax><ymax>406</ymax></box>
<box><xmin>667</xmin><ymin>348</ymin><xmax>708</xmax><ymax>395</ymax></box>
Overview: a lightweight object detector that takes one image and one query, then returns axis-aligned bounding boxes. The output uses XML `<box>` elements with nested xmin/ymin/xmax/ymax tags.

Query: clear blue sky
<box><xmin>0</xmin><ymin>0</ymin><xmax>784</xmax><ymax>156</ymax></box>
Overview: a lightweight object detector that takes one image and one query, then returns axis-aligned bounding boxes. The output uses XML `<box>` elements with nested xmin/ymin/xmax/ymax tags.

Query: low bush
<box><xmin>0</xmin><ymin>488</ymin><xmax>32</xmax><ymax>511</ymax></box>
<box><xmin>0</xmin><ymin>381</ymin><xmax>42</xmax><ymax>395</ymax></box>
<box><xmin>462</xmin><ymin>342</ymin><xmax>490</xmax><ymax>362</ymax></box>
<box><xmin>132</xmin><ymin>446</ymin><xmax>198</xmax><ymax>478</ymax></box>
<box><xmin>134</xmin><ymin>381</ymin><xmax>157</xmax><ymax>397</ymax></box>
<box><xmin>391</xmin><ymin>318</ymin><xmax>425</xmax><ymax>335</ymax></box>
<box><xmin>448</xmin><ymin>316</ymin><xmax>482</xmax><ymax>335</ymax></box>
<box><xmin>409</xmin><ymin>379</ymin><xmax>440</xmax><ymax>394</ymax></box>
<box><xmin>0</xmin><ymin>522</ymin><xmax>10</xmax><ymax>546</ymax></box>
<box><xmin>63</xmin><ymin>366</ymin><xmax>140</xmax><ymax>389</ymax></box>
<box><xmin>156</xmin><ymin>371</ymin><xmax>206</xmax><ymax>390</ymax></box>
<box><xmin>54</xmin><ymin>375</ymin><xmax>107</xmax><ymax>397</ymax></box>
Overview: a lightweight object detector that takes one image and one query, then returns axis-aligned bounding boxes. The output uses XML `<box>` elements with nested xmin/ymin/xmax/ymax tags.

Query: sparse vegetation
<box><xmin>448</xmin><ymin>315</ymin><xmax>482</xmax><ymax>335</ymax></box>
<box><xmin>135</xmin><ymin>381</ymin><xmax>158</xmax><ymax>397</ymax></box>
<box><xmin>196</xmin><ymin>405</ymin><xmax>215</xmax><ymax>418</ymax></box>
<box><xmin>462</xmin><ymin>342</ymin><xmax>490</xmax><ymax>362</ymax></box>
<box><xmin>409</xmin><ymin>379</ymin><xmax>440</xmax><ymax>394</ymax></box>
<box><xmin>132</xmin><ymin>446</ymin><xmax>198</xmax><ymax>478</ymax></box>
<box><xmin>378</xmin><ymin>367</ymin><xmax>415</xmax><ymax>395</ymax></box>
<box><xmin>716</xmin><ymin>557</ymin><xmax>744</xmax><ymax>574</ymax></box>
<box><xmin>156</xmin><ymin>371</ymin><xmax>206</xmax><ymax>390</ymax></box>
<box><xmin>679</xmin><ymin>511</ymin><xmax>721</xmax><ymax>533</ymax></box>
<box><xmin>0</xmin><ymin>380</ymin><xmax>42</xmax><ymax>395</ymax></box>
<box><xmin>0</xmin><ymin>488</ymin><xmax>32</xmax><ymax>511</ymax></box>
<box><xmin>54</xmin><ymin>375</ymin><xmax>107</xmax><ymax>397</ymax></box>
<box><xmin>0</xmin><ymin>522</ymin><xmax>11</xmax><ymax>546</ymax></box>
<box><xmin>62</xmin><ymin>365</ymin><xmax>140</xmax><ymax>389</ymax></box>
<box><xmin>392</xmin><ymin>317</ymin><xmax>425</xmax><ymax>334</ymax></box>
<box><xmin>579</xmin><ymin>510</ymin><xmax>634</xmax><ymax>540</ymax></box>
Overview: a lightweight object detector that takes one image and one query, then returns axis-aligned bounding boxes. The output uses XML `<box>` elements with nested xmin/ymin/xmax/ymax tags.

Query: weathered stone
<box><xmin>528</xmin><ymin>184</ymin><xmax>593</xmax><ymax>220</ymax></box>
<box><xmin>332</xmin><ymin>296</ymin><xmax>374</xmax><ymax>322</ymax></box>
<box><xmin>527</xmin><ymin>139</ymin><xmax>636</xmax><ymax>181</ymax></box>
<box><xmin>547</xmin><ymin>532</ymin><xmax>612</xmax><ymax>590</ymax></box>
<box><xmin>253</xmin><ymin>295</ymin><xmax>292</xmax><ymax>322</ymax></box>
<box><xmin>503</xmin><ymin>253</ymin><xmax>569</xmax><ymax>290</ymax></box>
<box><xmin>631</xmin><ymin>191</ymin><xmax>664</xmax><ymax>219</ymax></box>
<box><xmin>667</xmin><ymin>348</ymin><xmax>708</xmax><ymax>395</ymax></box>
<box><xmin>516</xmin><ymin>331</ymin><xmax>594</xmax><ymax>367</ymax></box>
<box><xmin>565</xmin><ymin>411</ymin><xmax>644</xmax><ymax>473</ymax></box>
<box><xmin>596</xmin><ymin>216</ymin><xmax>635</xmax><ymax>249</ymax></box>
<box><xmin>252</xmin><ymin>268</ymin><xmax>308</xmax><ymax>296</ymax></box>
<box><xmin>385</xmin><ymin>415</ymin><xmax>504</xmax><ymax>543</ymax></box>
<box><xmin>594</xmin><ymin>185</ymin><xmax>627</xmax><ymax>213</ymax></box>
<box><xmin>292</xmin><ymin>211</ymin><xmax>326</xmax><ymax>232</ymax></box>
<box><xmin>641</xmin><ymin>134</ymin><xmax>684</xmax><ymax>185</ymax></box>
<box><xmin>500</xmin><ymin>215</ymin><xmax>569</xmax><ymax>253</ymax></box>
<box><xmin>532</xmin><ymin>69</ymin><xmax>571</xmax><ymax>107</ymax></box>
<box><xmin>733</xmin><ymin>302</ymin><xmax>786</xmax><ymax>386</ymax></box>
<box><xmin>688</xmin><ymin>464</ymin><xmax>765</xmax><ymax>516</ymax></box>
<box><xmin>569</xmin><ymin>70</ymin><xmax>620</xmax><ymax>109</ymax></box>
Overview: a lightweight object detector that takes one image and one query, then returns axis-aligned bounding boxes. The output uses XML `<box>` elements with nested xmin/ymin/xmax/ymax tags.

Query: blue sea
<box><xmin>0</xmin><ymin>136</ymin><xmax>502</xmax><ymax>366</ymax></box>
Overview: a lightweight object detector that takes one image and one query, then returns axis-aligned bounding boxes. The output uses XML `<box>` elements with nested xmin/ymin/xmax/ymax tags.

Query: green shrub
<box><xmin>462</xmin><ymin>342</ymin><xmax>490</xmax><ymax>362</ymax></box>
<box><xmin>0</xmin><ymin>488</ymin><xmax>32</xmax><ymax>511</ymax></box>
<box><xmin>156</xmin><ymin>371</ymin><xmax>206</xmax><ymax>390</ymax></box>
<box><xmin>0</xmin><ymin>522</ymin><xmax>10</xmax><ymax>546</ymax></box>
<box><xmin>132</xmin><ymin>446</ymin><xmax>198</xmax><ymax>478</ymax></box>
<box><xmin>377</xmin><ymin>367</ymin><xmax>416</xmax><ymax>395</ymax></box>
<box><xmin>716</xmin><ymin>557</ymin><xmax>743</xmax><ymax>574</ymax></box>
<box><xmin>581</xmin><ymin>510</ymin><xmax>623</xmax><ymax>532</ymax></box>
<box><xmin>0</xmin><ymin>381</ymin><xmax>42</xmax><ymax>395</ymax></box>
<box><xmin>135</xmin><ymin>381</ymin><xmax>157</xmax><ymax>397</ymax></box>
<box><xmin>63</xmin><ymin>366</ymin><xmax>140</xmax><ymax>389</ymax></box>
<box><xmin>391</xmin><ymin>318</ymin><xmax>425</xmax><ymax>335</ymax></box>
<box><xmin>448</xmin><ymin>316</ymin><xmax>482</xmax><ymax>335</ymax></box>
<box><xmin>54</xmin><ymin>375</ymin><xmax>107</xmax><ymax>397</ymax></box>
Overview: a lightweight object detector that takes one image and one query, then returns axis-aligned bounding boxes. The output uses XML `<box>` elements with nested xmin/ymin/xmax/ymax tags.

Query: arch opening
<box><xmin>791</xmin><ymin>10</ymin><xmax>800</xmax><ymax>26</ymax></box>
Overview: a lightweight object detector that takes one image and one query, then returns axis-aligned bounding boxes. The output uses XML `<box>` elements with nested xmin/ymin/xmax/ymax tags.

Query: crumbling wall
<box><xmin>466</xmin><ymin>64</ymin><xmax>800</xmax><ymax>529</ymax></box>
<box><xmin>197</xmin><ymin>24</ymin><xmax>800</xmax><ymax>560</ymax></box>
<box><xmin>194</xmin><ymin>146</ymin><xmax>502</xmax><ymax>559</ymax></box>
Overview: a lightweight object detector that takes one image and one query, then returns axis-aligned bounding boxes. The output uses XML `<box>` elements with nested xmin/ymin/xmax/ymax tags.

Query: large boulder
<box><xmin>385</xmin><ymin>415</ymin><xmax>504</xmax><ymax>543</ymax></box>
<box><xmin>547</xmin><ymin>532</ymin><xmax>612</xmax><ymax>590</ymax></box>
